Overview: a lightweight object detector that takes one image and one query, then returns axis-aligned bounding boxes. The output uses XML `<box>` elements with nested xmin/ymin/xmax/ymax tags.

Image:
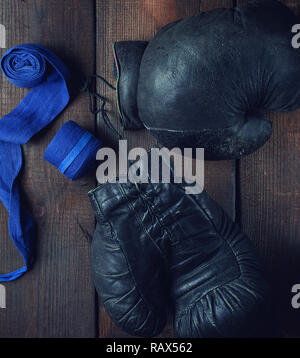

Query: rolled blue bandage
<box><xmin>44</xmin><ymin>121</ymin><xmax>101</xmax><ymax>180</ymax></box>
<box><xmin>0</xmin><ymin>44</ymin><xmax>70</xmax><ymax>282</ymax></box>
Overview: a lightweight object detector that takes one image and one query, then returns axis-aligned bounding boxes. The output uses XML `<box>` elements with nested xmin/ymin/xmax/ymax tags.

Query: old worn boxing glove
<box><xmin>88</xmin><ymin>183</ymin><xmax>170</xmax><ymax>337</ymax></box>
<box><xmin>114</xmin><ymin>0</ymin><xmax>300</xmax><ymax>159</ymax></box>
<box><xmin>167</xmin><ymin>187</ymin><xmax>272</xmax><ymax>337</ymax></box>
<box><xmin>89</xmin><ymin>178</ymin><xmax>272</xmax><ymax>337</ymax></box>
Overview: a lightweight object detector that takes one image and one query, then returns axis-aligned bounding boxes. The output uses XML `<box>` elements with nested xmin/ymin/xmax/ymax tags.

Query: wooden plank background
<box><xmin>95</xmin><ymin>0</ymin><xmax>235</xmax><ymax>338</ymax></box>
<box><xmin>237</xmin><ymin>0</ymin><xmax>300</xmax><ymax>339</ymax></box>
<box><xmin>0</xmin><ymin>0</ymin><xmax>299</xmax><ymax>338</ymax></box>
<box><xmin>0</xmin><ymin>0</ymin><xmax>97</xmax><ymax>338</ymax></box>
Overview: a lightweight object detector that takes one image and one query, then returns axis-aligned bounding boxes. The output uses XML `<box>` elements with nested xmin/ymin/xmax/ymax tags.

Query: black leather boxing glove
<box><xmin>113</xmin><ymin>0</ymin><xmax>300</xmax><ymax>159</ymax></box>
<box><xmin>89</xmin><ymin>179</ymin><xmax>272</xmax><ymax>337</ymax></box>
<box><xmin>88</xmin><ymin>183</ymin><xmax>170</xmax><ymax>337</ymax></box>
<box><xmin>165</xmin><ymin>187</ymin><xmax>272</xmax><ymax>337</ymax></box>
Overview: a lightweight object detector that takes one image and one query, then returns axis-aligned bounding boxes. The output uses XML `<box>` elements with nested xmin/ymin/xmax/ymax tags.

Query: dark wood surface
<box><xmin>236</xmin><ymin>0</ymin><xmax>300</xmax><ymax>338</ymax></box>
<box><xmin>95</xmin><ymin>0</ymin><xmax>235</xmax><ymax>338</ymax></box>
<box><xmin>0</xmin><ymin>0</ymin><xmax>298</xmax><ymax>338</ymax></box>
<box><xmin>0</xmin><ymin>0</ymin><xmax>97</xmax><ymax>338</ymax></box>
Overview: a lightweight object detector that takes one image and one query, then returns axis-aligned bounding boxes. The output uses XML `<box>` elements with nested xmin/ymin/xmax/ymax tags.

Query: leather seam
<box><xmin>140</xmin><ymin>188</ymin><xmax>177</xmax><ymax>246</ymax></box>
<box><xmin>148</xmin><ymin>183</ymin><xmax>182</xmax><ymax>246</ymax></box>
<box><xmin>119</xmin><ymin>184</ymin><xmax>170</xmax><ymax>263</ymax></box>
<box><xmin>174</xmin><ymin>193</ymin><xmax>243</xmax><ymax>318</ymax></box>
<box><xmin>90</xmin><ymin>193</ymin><xmax>114</xmax><ymax>238</ymax></box>
<box><xmin>189</xmin><ymin>193</ymin><xmax>242</xmax><ymax>278</ymax></box>
<box><xmin>91</xmin><ymin>189</ymin><xmax>160</xmax><ymax>335</ymax></box>
<box><xmin>113</xmin><ymin>43</ymin><xmax>126</xmax><ymax>129</ymax></box>
<box><xmin>175</xmin><ymin>275</ymin><xmax>244</xmax><ymax>321</ymax></box>
<box><xmin>144</xmin><ymin>119</ymin><xmax>243</xmax><ymax>133</ymax></box>
<box><xmin>117</xmin><ymin>184</ymin><xmax>167</xmax><ymax>318</ymax></box>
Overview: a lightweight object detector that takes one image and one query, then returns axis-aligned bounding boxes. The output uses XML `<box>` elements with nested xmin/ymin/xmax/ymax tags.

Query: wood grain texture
<box><xmin>0</xmin><ymin>0</ymin><xmax>96</xmax><ymax>338</ymax></box>
<box><xmin>237</xmin><ymin>0</ymin><xmax>300</xmax><ymax>337</ymax></box>
<box><xmin>95</xmin><ymin>0</ymin><xmax>235</xmax><ymax>338</ymax></box>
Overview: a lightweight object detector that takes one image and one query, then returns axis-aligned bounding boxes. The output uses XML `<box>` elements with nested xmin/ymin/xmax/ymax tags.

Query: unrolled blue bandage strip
<box><xmin>0</xmin><ymin>44</ymin><xmax>70</xmax><ymax>282</ymax></box>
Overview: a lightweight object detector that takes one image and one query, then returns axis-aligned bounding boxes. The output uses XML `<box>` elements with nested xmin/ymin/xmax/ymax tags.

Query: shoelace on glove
<box><xmin>81</xmin><ymin>74</ymin><xmax>123</xmax><ymax>139</ymax></box>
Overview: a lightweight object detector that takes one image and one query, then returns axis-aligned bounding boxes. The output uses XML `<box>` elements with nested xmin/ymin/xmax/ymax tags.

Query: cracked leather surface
<box><xmin>114</xmin><ymin>0</ymin><xmax>300</xmax><ymax>159</ymax></box>
<box><xmin>89</xmin><ymin>179</ymin><xmax>272</xmax><ymax>337</ymax></box>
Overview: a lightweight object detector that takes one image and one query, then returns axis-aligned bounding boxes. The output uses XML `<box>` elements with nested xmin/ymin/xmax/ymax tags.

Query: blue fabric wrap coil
<box><xmin>44</xmin><ymin>120</ymin><xmax>101</xmax><ymax>180</ymax></box>
<box><xmin>0</xmin><ymin>44</ymin><xmax>70</xmax><ymax>282</ymax></box>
